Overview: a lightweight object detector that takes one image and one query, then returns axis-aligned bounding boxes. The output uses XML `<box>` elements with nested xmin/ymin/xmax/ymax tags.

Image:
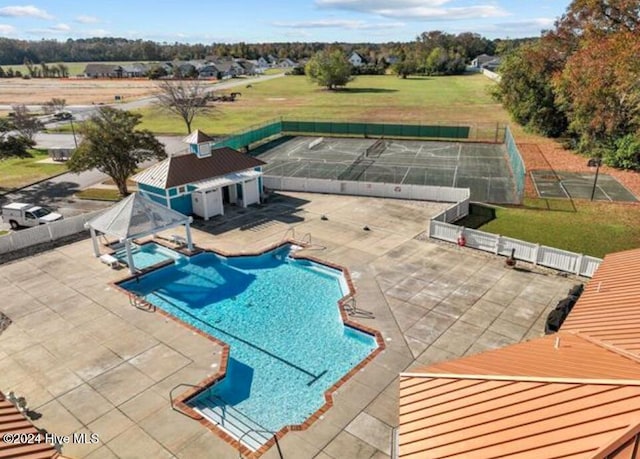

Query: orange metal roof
<box><xmin>562</xmin><ymin>248</ymin><xmax>640</xmax><ymax>355</ymax></box>
<box><xmin>398</xmin><ymin>375</ymin><xmax>640</xmax><ymax>459</ymax></box>
<box><xmin>0</xmin><ymin>392</ymin><xmax>59</xmax><ymax>459</ymax></box>
<box><xmin>420</xmin><ymin>332</ymin><xmax>640</xmax><ymax>380</ymax></box>
<box><xmin>399</xmin><ymin>247</ymin><xmax>640</xmax><ymax>459</ymax></box>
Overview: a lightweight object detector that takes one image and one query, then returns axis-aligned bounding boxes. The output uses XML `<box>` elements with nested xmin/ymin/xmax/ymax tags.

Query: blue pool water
<box><xmin>119</xmin><ymin>245</ymin><xmax>377</xmax><ymax>444</ymax></box>
<box><xmin>114</xmin><ymin>243</ymin><xmax>182</xmax><ymax>269</ymax></box>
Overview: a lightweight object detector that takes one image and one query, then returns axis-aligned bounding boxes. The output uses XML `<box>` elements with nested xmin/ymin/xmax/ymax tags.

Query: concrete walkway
<box><xmin>0</xmin><ymin>192</ymin><xmax>579</xmax><ymax>458</ymax></box>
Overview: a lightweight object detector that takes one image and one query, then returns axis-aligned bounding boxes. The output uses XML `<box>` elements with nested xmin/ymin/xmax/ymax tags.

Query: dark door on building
<box><xmin>222</xmin><ymin>186</ymin><xmax>230</xmax><ymax>204</ymax></box>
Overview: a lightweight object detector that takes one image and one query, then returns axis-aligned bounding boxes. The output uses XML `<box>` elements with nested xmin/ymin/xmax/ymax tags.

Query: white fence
<box><xmin>481</xmin><ymin>68</ymin><xmax>501</xmax><ymax>82</ymax></box>
<box><xmin>0</xmin><ymin>210</ymin><xmax>103</xmax><ymax>256</ymax></box>
<box><xmin>264</xmin><ymin>176</ymin><xmax>470</xmax><ymax>204</ymax></box>
<box><xmin>429</xmin><ymin>220</ymin><xmax>602</xmax><ymax>277</ymax></box>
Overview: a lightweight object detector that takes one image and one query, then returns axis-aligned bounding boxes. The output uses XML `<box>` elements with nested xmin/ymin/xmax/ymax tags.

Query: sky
<box><xmin>0</xmin><ymin>1</ymin><xmax>570</xmax><ymax>43</ymax></box>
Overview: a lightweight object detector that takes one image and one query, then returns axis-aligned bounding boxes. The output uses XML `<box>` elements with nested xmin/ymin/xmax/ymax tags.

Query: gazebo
<box><xmin>85</xmin><ymin>192</ymin><xmax>194</xmax><ymax>274</ymax></box>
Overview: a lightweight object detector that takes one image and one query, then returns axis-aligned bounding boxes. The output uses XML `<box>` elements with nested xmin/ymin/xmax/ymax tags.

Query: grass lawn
<box><xmin>136</xmin><ymin>73</ymin><xmax>506</xmax><ymax>135</ymax></box>
<box><xmin>0</xmin><ymin>150</ymin><xmax>67</xmax><ymax>192</ymax></box>
<box><xmin>75</xmin><ymin>188</ymin><xmax>122</xmax><ymax>201</ymax></box>
<box><xmin>478</xmin><ymin>198</ymin><xmax>640</xmax><ymax>258</ymax></box>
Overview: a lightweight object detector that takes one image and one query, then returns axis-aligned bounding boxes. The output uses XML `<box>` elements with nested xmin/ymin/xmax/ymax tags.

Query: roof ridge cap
<box><xmin>573</xmin><ymin>331</ymin><xmax>640</xmax><ymax>364</ymax></box>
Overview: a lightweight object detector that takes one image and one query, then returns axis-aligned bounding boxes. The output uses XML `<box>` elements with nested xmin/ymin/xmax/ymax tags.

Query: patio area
<box><xmin>0</xmin><ymin>192</ymin><xmax>580</xmax><ymax>459</ymax></box>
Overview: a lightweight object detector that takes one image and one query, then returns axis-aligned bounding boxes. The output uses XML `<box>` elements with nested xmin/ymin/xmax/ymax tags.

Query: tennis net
<box><xmin>366</xmin><ymin>138</ymin><xmax>387</xmax><ymax>158</ymax></box>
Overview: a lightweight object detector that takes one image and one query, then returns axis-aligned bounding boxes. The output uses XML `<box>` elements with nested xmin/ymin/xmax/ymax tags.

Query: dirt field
<box><xmin>0</xmin><ymin>78</ymin><xmax>162</xmax><ymax>105</ymax></box>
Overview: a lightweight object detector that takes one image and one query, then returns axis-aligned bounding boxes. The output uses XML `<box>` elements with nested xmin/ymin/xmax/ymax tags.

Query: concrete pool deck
<box><xmin>0</xmin><ymin>192</ymin><xmax>580</xmax><ymax>458</ymax></box>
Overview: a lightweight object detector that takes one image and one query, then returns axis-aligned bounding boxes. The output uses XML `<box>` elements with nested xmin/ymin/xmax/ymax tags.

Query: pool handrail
<box><xmin>171</xmin><ymin>386</ymin><xmax>282</xmax><ymax>458</ymax></box>
<box><xmin>169</xmin><ymin>382</ymin><xmax>207</xmax><ymax>420</ymax></box>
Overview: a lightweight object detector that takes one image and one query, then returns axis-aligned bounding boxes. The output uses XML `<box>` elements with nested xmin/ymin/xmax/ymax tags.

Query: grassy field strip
<box><xmin>136</xmin><ymin>74</ymin><xmax>508</xmax><ymax>135</ymax></box>
<box><xmin>0</xmin><ymin>150</ymin><xmax>67</xmax><ymax>191</ymax></box>
<box><xmin>479</xmin><ymin>199</ymin><xmax>640</xmax><ymax>258</ymax></box>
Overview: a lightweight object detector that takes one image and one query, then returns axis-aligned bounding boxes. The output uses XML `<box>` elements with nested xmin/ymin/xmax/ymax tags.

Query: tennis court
<box><xmin>531</xmin><ymin>170</ymin><xmax>638</xmax><ymax>202</ymax></box>
<box><xmin>255</xmin><ymin>136</ymin><xmax>516</xmax><ymax>203</ymax></box>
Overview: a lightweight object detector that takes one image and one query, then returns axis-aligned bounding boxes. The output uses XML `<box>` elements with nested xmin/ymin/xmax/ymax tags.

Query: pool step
<box><xmin>192</xmin><ymin>396</ymin><xmax>272</xmax><ymax>451</ymax></box>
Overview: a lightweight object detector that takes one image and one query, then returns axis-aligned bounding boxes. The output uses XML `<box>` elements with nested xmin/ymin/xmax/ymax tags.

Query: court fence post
<box><xmin>494</xmin><ymin>235</ymin><xmax>500</xmax><ymax>255</ymax></box>
<box><xmin>533</xmin><ymin>244</ymin><xmax>540</xmax><ymax>265</ymax></box>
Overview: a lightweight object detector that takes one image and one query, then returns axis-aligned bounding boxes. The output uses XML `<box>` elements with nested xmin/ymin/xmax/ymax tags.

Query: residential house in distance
<box><xmin>348</xmin><ymin>51</ymin><xmax>367</xmax><ymax>67</ymax></box>
<box><xmin>256</xmin><ymin>56</ymin><xmax>270</xmax><ymax>69</ymax></box>
<box><xmin>83</xmin><ymin>63</ymin><xmax>124</xmax><ymax>78</ymax></box>
<box><xmin>210</xmin><ymin>59</ymin><xmax>243</xmax><ymax>79</ymax></box>
<box><xmin>175</xmin><ymin>61</ymin><xmax>197</xmax><ymax>78</ymax></box>
<box><xmin>267</xmin><ymin>54</ymin><xmax>278</xmax><ymax>67</ymax></box>
<box><xmin>133</xmin><ymin>130</ymin><xmax>265</xmax><ymax>220</ymax></box>
<box><xmin>383</xmin><ymin>55</ymin><xmax>400</xmax><ymax>66</ymax></box>
<box><xmin>235</xmin><ymin>59</ymin><xmax>258</xmax><ymax>75</ymax></box>
<box><xmin>471</xmin><ymin>53</ymin><xmax>501</xmax><ymax>70</ymax></box>
<box><xmin>277</xmin><ymin>58</ymin><xmax>297</xmax><ymax>68</ymax></box>
<box><xmin>197</xmin><ymin>63</ymin><xmax>219</xmax><ymax>79</ymax></box>
<box><xmin>121</xmin><ymin>63</ymin><xmax>149</xmax><ymax>77</ymax></box>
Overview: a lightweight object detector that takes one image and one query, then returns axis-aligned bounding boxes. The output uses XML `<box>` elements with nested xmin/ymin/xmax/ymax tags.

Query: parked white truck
<box><xmin>1</xmin><ymin>203</ymin><xmax>63</xmax><ymax>229</ymax></box>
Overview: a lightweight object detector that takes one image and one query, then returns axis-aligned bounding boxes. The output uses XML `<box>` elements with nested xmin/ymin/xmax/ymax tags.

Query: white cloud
<box><xmin>87</xmin><ymin>28</ymin><xmax>109</xmax><ymax>36</ymax></box>
<box><xmin>0</xmin><ymin>5</ymin><xmax>53</xmax><ymax>19</ymax></box>
<box><xmin>0</xmin><ymin>24</ymin><xmax>16</xmax><ymax>34</ymax></box>
<box><xmin>496</xmin><ymin>17</ymin><xmax>555</xmax><ymax>31</ymax></box>
<box><xmin>75</xmin><ymin>15</ymin><xmax>99</xmax><ymax>24</ymax></box>
<box><xmin>28</xmin><ymin>23</ymin><xmax>71</xmax><ymax>35</ymax></box>
<box><xmin>317</xmin><ymin>0</ymin><xmax>450</xmax><ymax>9</ymax></box>
<box><xmin>273</xmin><ymin>18</ymin><xmax>405</xmax><ymax>30</ymax></box>
<box><xmin>51</xmin><ymin>23</ymin><xmax>70</xmax><ymax>31</ymax></box>
<box><xmin>315</xmin><ymin>0</ymin><xmax>508</xmax><ymax>21</ymax></box>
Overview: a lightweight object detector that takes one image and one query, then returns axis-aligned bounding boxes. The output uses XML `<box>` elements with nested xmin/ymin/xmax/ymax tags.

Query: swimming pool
<box><xmin>119</xmin><ymin>245</ymin><xmax>378</xmax><ymax>451</ymax></box>
<box><xmin>113</xmin><ymin>243</ymin><xmax>183</xmax><ymax>269</ymax></box>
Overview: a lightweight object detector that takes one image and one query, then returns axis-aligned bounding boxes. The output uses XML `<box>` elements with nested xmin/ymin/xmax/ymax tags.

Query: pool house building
<box><xmin>133</xmin><ymin>130</ymin><xmax>265</xmax><ymax>220</ymax></box>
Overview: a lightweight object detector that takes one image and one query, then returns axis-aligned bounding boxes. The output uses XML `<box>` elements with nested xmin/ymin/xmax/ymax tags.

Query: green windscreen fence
<box><xmin>505</xmin><ymin>126</ymin><xmax>525</xmax><ymax>203</ymax></box>
<box><xmin>214</xmin><ymin>120</ymin><xmax>282</xmax><ymax>150</ymax></box>
<box><xmin>213</xmin><ymin>119</ymin><xmax>472</xmax><ymax>151</ymax></box>
<box><xmin>281</xmin><ymin>120</ymin><xmax>470</xmax><ymax>140</ymax></box>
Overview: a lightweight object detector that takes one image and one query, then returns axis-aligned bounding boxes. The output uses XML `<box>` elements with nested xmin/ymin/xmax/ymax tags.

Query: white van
<box><xmin>1</xmin><ymin>203</ymin><xmax>63</xmax><ymax>229</ymax></box>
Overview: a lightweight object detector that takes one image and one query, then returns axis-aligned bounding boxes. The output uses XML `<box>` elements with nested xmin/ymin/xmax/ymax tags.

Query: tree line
<box><xmin>0</xmin><ymin>34</ymin><xmax>511</xmax><ymax>68</ymax></box>
<box><xmin>494</xmin><ymin>0</ymin><xmax>640</xmax><ymax>170</ymax></box>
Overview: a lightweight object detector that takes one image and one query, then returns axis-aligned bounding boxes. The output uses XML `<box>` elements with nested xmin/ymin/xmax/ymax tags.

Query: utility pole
<box><xmin>587</xmin><ymin>158</ymin><xmax>602</xmax><ymax>201</ymax></box>
<box><xmin>69</xmin><ymin>116</ymin><xmax>78</xmax><ymax>149</ymax></box>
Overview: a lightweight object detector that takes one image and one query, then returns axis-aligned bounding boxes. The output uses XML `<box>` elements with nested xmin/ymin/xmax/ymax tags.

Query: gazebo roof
<box><xmin>87</xmin><ymin>192</ymin><xmax>190</xmax><ymax>240</ymax></box>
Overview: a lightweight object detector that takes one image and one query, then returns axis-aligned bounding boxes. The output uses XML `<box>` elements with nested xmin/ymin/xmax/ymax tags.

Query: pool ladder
<box><xmin>343</xmin><ymin>295</ymin><xmax>374</xmax><ymax>318</ymax></box>
<box><xmin>280</xmin><ymin>228</ymin><xmax>324</xmax><ymax>250</ymax></box>
<box><xmin>127</xmin><ymin>292</ymin><xmax>155</xmax><ymax>312</ymax></box>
